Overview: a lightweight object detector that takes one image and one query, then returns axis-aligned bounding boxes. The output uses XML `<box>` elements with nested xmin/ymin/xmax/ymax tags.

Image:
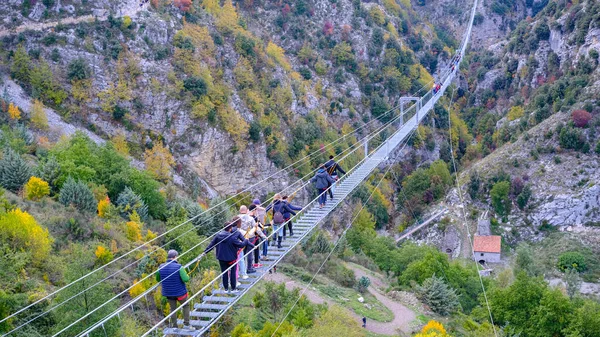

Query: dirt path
<box><xmin>346</xmin><ymin>264</ymin><xmax>416</xmax><ymax>335</ymax></box>
<box><xmin>264</xmin><ymin>266</ymin><xmax>416</xmax><ymax>336</ymax></box>
<box><xmin>0</xmin><ymin>0</ymin><xmax>149</xmax><ymax>38</ymax></box>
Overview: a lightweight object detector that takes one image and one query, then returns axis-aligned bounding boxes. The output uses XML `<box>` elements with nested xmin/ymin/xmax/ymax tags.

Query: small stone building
<box><xmin>473</xmin><ymin>235</ymin><xmax>501</xmax><ymax>264</ymax></box>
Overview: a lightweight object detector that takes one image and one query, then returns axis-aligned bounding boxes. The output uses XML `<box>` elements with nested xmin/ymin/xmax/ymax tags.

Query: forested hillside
<box><xmin>0</xmin><ymin>0</ymin><xmax>599</xmax><ymax>336</ymax></box>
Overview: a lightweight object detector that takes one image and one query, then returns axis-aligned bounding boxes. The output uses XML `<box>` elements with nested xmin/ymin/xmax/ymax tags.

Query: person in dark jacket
<box><xmin>265</xmin><ymin>194</ymin><xmax>297</xmax><ymax>248</ymax></box>
<box><xmin>200</xmin><ymin>220</ymin><xmax>253</xmax><ymax>293</ymax></box>
<box><xmin>324</xmin><ymin>155</ymin><xmax>346</xmax><ymax>198</ymax></box>
<box><xmin>281</xmin><ymin>195</ymin><xmax>302</xmax><ymax>238</ymax></box>
<box><xmin>155</xmin><ymin>250</ymin><xmax>193</xmax><ymax>330</ymax></box>
<box><xmin>311</xmin><ymin>165</ymin><xmax>335</xmax><ymax>208</ymax></box>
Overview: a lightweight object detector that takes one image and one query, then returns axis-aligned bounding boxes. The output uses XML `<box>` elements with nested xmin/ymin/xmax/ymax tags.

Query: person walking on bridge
<box><xmin>201</xmin><ymin>220</ymin><xmax>253</xmax><ymax>293</ymax></box>
<box><xmin>266</xmin><ymin>194</ymin><xmax>297</xmax><ymax>248</ymax></box>
<box><xmin>324</xmin><ymin>155</ymin><xmax>346</xmax><ymax>199</ymax></box>
<box><xmin>156</xmin><ymin>250</ymin><xmax>193</xmax><ymax>330</ymax></box>
<box><xmin>311</xmin><ymin>165</ymin><xmax>335</xmax><ymax>208</ymax></box>
<box><xmin>281</xmin><ymin>194</ymin><xmax>302</xmax><ymax>239</ymax></box>
<box><xmin>238</xmin><ymin>205</ymin><xmax>267</xmax><ymax>273</ymax></box>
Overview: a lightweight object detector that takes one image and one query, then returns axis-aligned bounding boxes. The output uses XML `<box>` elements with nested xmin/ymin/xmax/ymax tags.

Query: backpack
<box><xmin>327</xmin><ymin>163</ymin><xmax>337</xmax><ymax>175</ymax></box>
<box><xmin>272</xmin><ymin>204</ymin><xmax>285</xmax><ymax>225</ymax></box>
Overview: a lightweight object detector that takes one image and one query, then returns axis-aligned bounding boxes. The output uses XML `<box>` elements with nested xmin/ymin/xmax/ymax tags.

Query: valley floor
<box><xmin>265</xmin><ymin>263</ymin><xmax>417</xmax><ymax>336</ymax></box>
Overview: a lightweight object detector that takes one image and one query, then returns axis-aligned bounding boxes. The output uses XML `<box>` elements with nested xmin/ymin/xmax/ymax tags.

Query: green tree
<box><xmin>29</xmin><ymin>60</ymin><xmax>67</xmax><ymax>105</ymax></box>
<box><xmin>515</xmin><ymin>243</ymin><xmax>540</xmax><ymax>277</ymax></box>
<box><xmin>116</xmin><ymin>187</ymin><xmax>149</xmax><ymax>221</ymax></box>
<box><xmin>491</xmin><ymin>181</ymin><xmax>511</xmax><ymax>216</ymax></box>
<box><xmin>416</xmin><ymin>275</ymin><xmax>460</xmax><ymax>316</ymax></box>
<box><xmin>0</xmin><ymin>148</ymin><xmax>32</xmax><ymax>192</ymax></box>
<box><xmin>52</xmin><ymin>244</ymin><xmax>119</xmax><ymax>336</ymax></box>
<box><xmin>10</xmin><ymin>45</ymin><xmax>31</xmax><ymax>83</ymax></box>
<box><xmin>529</xmin><ymin>288</ymin><xmax>572</xmax><ymax>337</ymax></box>
<box><xmin>489</xmin><ymin>272</ymin><xmax>547</xmax><ymax>334</ymax></box>
<box><xmin>564</xmin><ymin>300</ymin><xmax>600</xmax><ymax>337</ymax></box>
<box><xmin>59</xmin><ymin>177</ymin><xmax>96</xmax><ymax>212</ymax></box>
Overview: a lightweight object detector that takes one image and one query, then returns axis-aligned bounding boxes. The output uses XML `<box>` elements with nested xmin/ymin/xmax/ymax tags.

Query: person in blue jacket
<box><xmin>155</xmin><ymin>250</ymin><xmax>193</xmax><ymax>330</ymax></box>
<box><xmin>265</xmin><ymin>194</ymin><xmax>297</xmax><ymax>248</ymax></box>
<box><xmin>311</xmin><ymin>165</ymin><xmax>335</xmax><ymax>208</ymax></box>
<box><xmin>281</xmin><ymin>195</ymin><xmax>302</xmax><ymax>239</ymax></box>
<box><xmin>200</xmin><ymin>219</ymin><xmax>253</xmax><ymax>293</ymax></box>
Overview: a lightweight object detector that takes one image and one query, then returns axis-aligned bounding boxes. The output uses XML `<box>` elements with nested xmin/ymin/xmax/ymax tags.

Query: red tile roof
<box><xmin>473</xmin><ymin>235</ymin><xmax>501</xmax><ymax>253</ymax></box>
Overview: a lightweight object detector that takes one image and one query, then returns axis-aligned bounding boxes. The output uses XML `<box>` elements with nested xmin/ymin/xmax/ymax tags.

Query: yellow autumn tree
<box><xmin>111</xmin><ymin>133</ymin><xmax>129</xmax><ymax>156</ymax></box>
<box><xmin>215</xmin><ymin>0</ymin><xmax>239</xmax><ymax>34</ymax></box>
<box><xmin>202</xmin><ymin>0</ymin><xmax>220</xmax><ymax>14</ymax></box>
<box><xmin>414</xmin><ymin>320</ymin><xmax>451</xmax><ymax>337</ymax></box>
<box><xmin>95</xmin><ymin>245</ymin><xmax>114</xmax><ymax>265</ymax></box>
<box><xmin>125</xmin><ymin>211</ymin><xmax>143</xmax><ymax>242</ymax></box>
<box><xmin>266</xmin><ymin>42</ymin><xmax>292</xmax><ymax>71</ymax></box>
<box><xmin>0</xmin><ymin>209</ymin><xmax>52</xmax><ymax>264</ymax></box>
<box><xmin>24</xmin><ymin>177</ymin><xmax>50</xmax><ymax>201</ymax></box>
<box><xmin>129</xmin><ymin>277</ymin><xmax>149</xmax><ymax>298</ymax></box>
<box><xmin>97</xmin><ymin>196</ymin><xmax>111</xmax><ymax>218</ymax></box>
<box><xmin>507</xmin><ymin>105</ymin><xmax>525</xmax><ymax>121</ymax></box>
<box><xmin>144</xmin><ymin>141</ymin><xmax>175</xmax><ymax>182</ymax></box>
<box><xmin>31</xmin><ymin>99</ymin><xmax>49</xmax><ymax>129</ymax></box>
<box><xmin>8</xmin><ymin>103</ymin><xmax>21</xmax><ymax>120</ymax></box>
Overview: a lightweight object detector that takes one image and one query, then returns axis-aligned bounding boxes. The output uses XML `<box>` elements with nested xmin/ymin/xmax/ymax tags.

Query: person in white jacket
<box><xmin>237</xmin><ymin>205</ymin><xmax>267</xmax><ymax>275</ymax></box>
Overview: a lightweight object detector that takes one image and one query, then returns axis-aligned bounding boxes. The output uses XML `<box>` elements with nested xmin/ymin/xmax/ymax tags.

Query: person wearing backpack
<box><xmin>237</xmin><ymin>205</ymin><xmax>267</xmax><ymax>273</ymax></box>
<box><xmin>311</xmin><ymin>165</ymin><xmax>336</xmax><ymax>208</ymax></box>
<box><xmin>252</xmin><ymin>198</ymin><xmax>270</xmax><ymax>260</ymax></box>
<box><xmin>199</xmin><ymin>220</ymin><xmax>253</xmax><ymax>293</ymax></box>
<box><xmin>248</xmin><ymin>204</ymin><xmax>266</xmax><ymax>267</ymax></box>
<box><xmin>281</xmin><ymin>194</ymin><xmax>302</xmax><ymax>238</ymax></box>
<box><xmin>266</xmin><ymin>194</ymin><xmax>297</xmax><ymax>248</ymax></box>
<box><xmin>324</xmin><ymin>155</ymin><xmax>346</xmax><ymax>199</ymax></box>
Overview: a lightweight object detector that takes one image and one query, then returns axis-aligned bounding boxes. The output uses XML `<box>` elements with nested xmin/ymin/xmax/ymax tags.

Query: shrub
<box><xmin>516</xmin><ymin>185</ymin><xmax>532</xmax><ymax>210</ymax></box>
<box><xmin>95</xmin><ymin>245</ymin><xmax>114</xmax><ymax>265</ymax></box>
<box><xmin>557</xmin><ymin>251</ymin><xmax>587</xmax><ymax>273</ymax></box>
<box><xmin>59</xmin><ymin>177</ymin><xmax>96</xmax><ymax>212</ymax></box>
<box><xmin>183</xmin><ymin>76</ymin><xmax>208</xmax><ymax>98</ymax></box>
<box><xmin>299</xmin><ymin>67</ymin><xmax>312</xmax><ymax>80</ymax></box>
<box><xmin>0</xmin><ymin>208</ymin><xmax>52</xmax><ymax>263</ymax></box>
<box><xmin>571</xmin><ymin>109</ymin><xmax>592</xmax><ymax>128</ymax></box>
<box><xmin>30</xmin><ymin>100</ymin><xmax>48</xmax><ymax>129</ymax></box>
<box><xmin>8</xmin><ymin>103</ymin><xmax>21</xmax><ymax>120</ymax></box>
<box><xmin>416</xmin><ymin>275</ymin><xmax>460</xmax><ymax>316</ymax></box>
<box><xmin>125</xmin><ymin>219</ymin><xmax>143</xmax><ymax>242</ymax></box>
<box><xmin>24</xmin><ymin>177</ymin><xmax>50</xmax><ymax>201</ymax></box>
<box><xmin>559</xmin><ymin>126</ymin><xmax>585</xmax><ymax>150</ymax></box>
<box><xmin>117</xmin><ymin>187</ymin><xmax>149</xmax><ymax>220</ymax></box>
<box><xmin>491</xmin><ymin>181</ymin><xmax>511</xmax><ymax>216</ymax></box>
<box><xmin>356</xmin><ymin>276</ymin><xmax>370</xmax><ymax>294</ymax></box>
<box><xmin>331</xmin><ymin>42</ymin><xmax>354</xmax><ymax>66</ymax></box>
<box><xmin>0</xmin><ymin>148</ymin><xmax>32</xmax><ymax>192</ymax></box>
<box><xmin>97</xmin><ymin>196</ymin><xmax>111</xmax><ymax>218</ymax></box>
<box><xmin>67</xmin><ymin>58</ymin><xmax>91</xmax><ymax>82</ymax></box>
<box><xmin>414</xmin><ymin>321</ymin><xmax>449</xmax><ymax>337</ymax></box>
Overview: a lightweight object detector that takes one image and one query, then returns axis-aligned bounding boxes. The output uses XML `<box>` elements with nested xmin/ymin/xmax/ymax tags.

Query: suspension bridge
<box><xmin>0</xmin><ymin>1</ymin><xmax>478</xmax><ymax>336</ymax></box>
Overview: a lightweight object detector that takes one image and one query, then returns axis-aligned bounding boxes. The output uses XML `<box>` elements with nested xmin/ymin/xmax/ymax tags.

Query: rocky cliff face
<box><xmin>1</xmin><ymin>0</ymin><xmax>457</xmax><ymax>197</ymax></box>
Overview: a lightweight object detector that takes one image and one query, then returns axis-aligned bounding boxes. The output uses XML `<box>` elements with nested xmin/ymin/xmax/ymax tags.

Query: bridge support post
<box><xmin>364</xmin><ymin>139</ymin><xmax>368</xmax><ymax>158</ymax></box>
<box><xmin>400</xmin><ymin>105</ymin><xmax>404</xmax><ymax>125</ymax></box>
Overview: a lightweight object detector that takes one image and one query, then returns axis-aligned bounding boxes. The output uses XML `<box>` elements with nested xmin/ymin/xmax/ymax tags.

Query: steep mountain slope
<box><xmin>1</xmin><ymin>0</ymin><xmax>458</xmax><ymax>197</ymax></box>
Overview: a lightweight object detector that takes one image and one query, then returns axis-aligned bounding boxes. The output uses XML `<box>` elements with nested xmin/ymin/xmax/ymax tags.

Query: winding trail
<box><xmin>0</xmin><ymin>0</ymin><xmax>149</xmax><ymax>38</ymax></box>
<box><xmin>264</xmin><ymin>264</ymin><xmax>416</xmax><ymax>336</ymax></box>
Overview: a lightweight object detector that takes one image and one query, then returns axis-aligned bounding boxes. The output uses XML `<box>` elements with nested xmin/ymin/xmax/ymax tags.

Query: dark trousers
<box><xmin>167</xmin><ymin>295</ymin><xmax>190</xmax><ymax>327</ymax></box>
<box><xmin>244</xmin><ymin>244</ymin><xmax>254</xmax><ymax>271</ymax></box>
<box><xmin>283</xmin><ymin>218</ymin><xmax>293</xmax><ymax>237</ymax></box>
<box><xmin>253</xmin><ymin>237</ymin><xmax>261</xmax><ymax>263</ymax></box>
<box><xmin>327</xmin><ymin>182</ymin><xmax>333</xmax><ymax>198</ymax></box>
<box><xmin>219</xmin><ymin>260</ymin><xmax>237</xmax><ymax>290</ymax></box>
<box><xmin>318</xmin><ymin>188</ymin><xmax>328</xmax><ymax>205</ymax></box>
